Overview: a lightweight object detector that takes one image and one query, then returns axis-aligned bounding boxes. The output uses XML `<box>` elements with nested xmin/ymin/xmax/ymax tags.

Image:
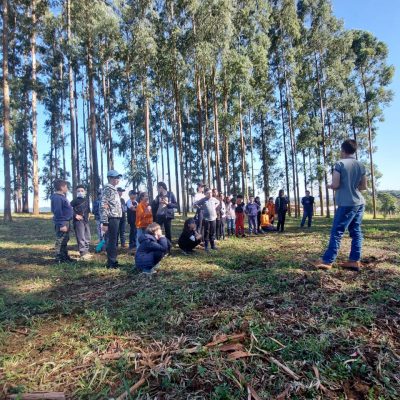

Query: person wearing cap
<box><xmin>117</xmin><ymin>187</ymin><xmax>127</xmax><ymax>248</ymax></box>
<box><xmin>101</xmin><ymin>170</ymin><xmax>123</xmax><ymax>268</ymax></box>
<box><xmin>126</xmin><ymin>190</ymin><xmax>138</xmax><ymax>252</ymax></box>
<box><xmin>92</xmin><ymin>188</ymin><xmax>103</xmax><ymax>242</ymax></box>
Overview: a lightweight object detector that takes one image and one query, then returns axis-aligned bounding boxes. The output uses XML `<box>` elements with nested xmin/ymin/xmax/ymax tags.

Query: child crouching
<box><xmin>178</xmin><ymin>218</ymin><xmax>202</xmax><ymax>254</ymax></box>
<box><xmin>135</xmin><ymin>222</ymin><xmax>170</xmax><ymax>275</ymax></box>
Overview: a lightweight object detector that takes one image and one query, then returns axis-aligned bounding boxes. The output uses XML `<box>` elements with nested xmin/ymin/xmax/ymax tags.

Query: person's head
<box><xmin>341</xmin><ymin>139</ymin><xmax>357</xmax><ymax>157</ymax></box>
<box><xmin>268</xmin><ymin>197</ymin><xmax>274</xmax><ymax>203</ymax></box>
<box><xmin>128</xmin><ymin>190</ymin><xmax>137</xmax><ymax>200</ymax></box>
<box><xmin>279</xmin><ymin>189</ymin><xmax>284</xmax><ymax>197</ymax></box>
<box><xmin>212</xmin><ymin>188</ymin><xmax>219</xmax><ymax>197</ymax></box>
<box><xmin>236</xmin><ymin>194</ymin><xmax>243</xmax><ymax>204</ymax></box>
<box><xmin>219</xmin><ymin>193</ymin><xmax>225</xmax><ymax>201</ymax></box>
<box><xmin>117</xmin><ymin>187</ymin><xmax>125</xmax><ymax>197</ymax></box>
<box><xmin>139</xmin><ymin>192</ymin><xmax>149</xmax><ymax>204</ymax></box>
<box><xmin>54</xmin><ymin>179</ymin><xmax>68</xmax><ymax>194</ymax></box>
<box><xmin>249</xmin><ymin>196</ymin><xmax>254</xmax><ymax>203</ymax></box>
<box><xmin>305</xmin><ymin>190</ymin><xmax>310</xmax><ymax>196</ymax></box>
<box><xmin>255</xmin><ymin>196</ymin><xmax>260</xmax><ymax>203</ymax></box>
<box><xmin>183</xmin><ymin>218</ymin><xmax>196</xmax><ymax>232</ymax></box>
<box><xmin>197</xmin><ymin>183</ymin><xmax>205</xmax><ymax>193</ymax></box>
<box><xmin>157</xmin><ymin>182</ymin><xmax>168</xmax><ymax>195</ymax></box>
<box><xmin>107</xmin><ymin>170</ymin><xmax>122</xmax><ymax>187</ymax></box>
<box><xmin>76</xmin><ymin>184</ymin><xmax>86</xmax><ymax>198</ymax></box>
<box><xmin>204</xmin><ymin>188</ymin><xmax>212</xmax><ymax>198</ymax></box>
<box><xmin>145</xmin><ymin>222</ymin><xmax>162</xmax><ymax>238</ymax></box>
<box><xmin>262</xmin><ymin>207</ymin><xmax>268</xmax><ymax>214</ymax></box>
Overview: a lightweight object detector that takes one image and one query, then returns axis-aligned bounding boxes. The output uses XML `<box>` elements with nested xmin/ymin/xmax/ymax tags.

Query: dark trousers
<box><xmin>216</xmin><ymin>218</ymin><xmax>226</xmax><ymax>239</ymax></box>
<box><xmin>54</xmin><ymin>224</ymin><xmax>70</xmax><ymax>260</ymax></box>
<box><xmin>179</xmin><ymin>238</ymin><xmax>201</xmax><ymax>252</ymax></box>
<box><xmin>204</xmin><ymin>220</ymin><xmax>216</xmax><ymax>248</ymax></box>
<box><xmin>107</xmin><ymin>218</ymin><xmax>120</xmax><ymax>267</ymax></box>
<box><xmin>196</xmin><ymin>210</ymin><xmax>204</xmax><ymax>241</ymax></box>
<box><xmin>248</xmin><ymin>215</ymin><xmax>257</xmax><ymax>233</ymax></box>
<box><xmin>277</xmin><ymin>211</ymin><xmax>287</xmax><ymax>232</ymax></box>
<box><xmin>129</xmin><ymin>223</ymin><xmax>137</xmax><ymax>249</ymax></box>
<box><xmin>73</xmin><ymin>220</ymin><xmax>91</xmax><ymax>255</ymax></box>
<box><xmin>301</xmin><ymin>209</ymin><xmax>313</xmax><ymax>227</ymax></box>
<box><xmin>156</xmin><ymin>215</ymin><xmax>172</xmax><ymax>242</ymax></box>
<box><xmin>118</xmin><ymin>216</ymin><xmax>126</xmax><ymax>246</ymax></box>
<box><xmin>257</xmin><ymin>212</ymin><xmax>262</xmax><ymax>231</ymax></box>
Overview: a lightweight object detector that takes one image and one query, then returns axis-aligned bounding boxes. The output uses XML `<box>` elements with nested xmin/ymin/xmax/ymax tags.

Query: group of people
<box><xmin>50</xmin><ymin>139</ymin><xmax>367</xmax><ymax>274</ymax></box>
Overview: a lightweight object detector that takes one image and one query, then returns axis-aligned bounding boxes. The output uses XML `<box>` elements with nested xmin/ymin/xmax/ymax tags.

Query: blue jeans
<box><xmin>136</xmin><ymin>228</ymin><xmax>146</xmax><ymax>248</ymax></box>
<box><xmin>323</xmin><ymin>205</ymin><xmax>364</xmax><ymax>264</ymax></box>
<box><xmin>226</xmin><ymin>218</ymin><xmax>235</xmax><ymax>232</ymax></box>
<box><xmin>248</xmin><ymin>216</ymin><xmax>257</xmax><ymax>233</ymax></box>
<box><xmin>301</xmin><ymin>209</ymin><xmax>313</xmax><ymax>227</ymax></box>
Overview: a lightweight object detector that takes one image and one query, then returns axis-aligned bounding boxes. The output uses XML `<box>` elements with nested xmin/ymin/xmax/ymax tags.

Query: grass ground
<box><xmin>0</xmin><ymin>214</ymin><xmax>399</xmax><ymax>400</ymax></box>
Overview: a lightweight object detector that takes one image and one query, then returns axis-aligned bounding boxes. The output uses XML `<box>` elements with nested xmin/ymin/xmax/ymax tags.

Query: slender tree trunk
<box><xmin>31</xmin><ymin>0</ymin><xmax>39</xmax><ymax>214</ymax></box>
<box><xmin>87</xmin><ymin>46</ymin><xmax>100</xmax><ymax>198</ymax></box>
<box><xmin>203</xmin><ymin>75</ymin><xmax>211</xmax><ymax>188</ymax></box>
<box><xmin>67</xmin><ymin>0</ymin><xmax>77</xmax><ymax>191</ymax></box>
<box><xmin>2</xmin><ymin>0</ymin><xmax>12</xmax><ymax>221</ymax></box>
<box><xmin>195</xmin><ymin>67</ymin><xmax>206</xmax><ymax>184</ymax></box>
<box><xmin>60</xmin><ymin>61</ymin><xmax>67</xmax><ymax>179</ymax></box>
<box><xmin>142</xmin><ymin>79</ymin><xmax>153</xmax><ymax>200</ymax></box>
<box><xmin>102</xmin><ymin>63</ymin><xmax>111</xmax><ymax>171</ymax></box>
<box><xmin>74</xmin><ymin>69</ymin><xmax>80</xmax><ymax>182</ymax></box>
<box><xmin>212</xmin><ymin>67</ymin><xmax>221</xmax><ymax>192</ymax></box>
<box><xmin>248</xmin><ymin>109</ymin><xmax>255</xmax><ymax>196</ymax></box>
<box><xmin>165</xmin><ymin>109</ymin><xmax>172</xmax><ymax>193</ymax></box>
<box><xmin>82</xmin><ymin>80</ymin><xmax>88</xmax><ymax>182</ymax></box>
<box><xmin>238</xmin><ymin>93</ymin><xmax>247</xmax><ymax>198</ymax></box>
<box><xmin>231</xmin><ymin>142</ymin><xmax>236</xmax><ymax>194</ymax></box>
<box><xmin>261</xmin><ymin>114</ymin><xmax>269</xmax><ymax>200</ymax></box>
<box><xmin>223</xmin><ymin>92</ymin><xmax>230</xmax><ymax>195</ymax></box>
<box><xmin>106</xmin><ymin>65</ymin><xmax>114</xmax><ymax>169</ymax></box>
<box><xmin>172</xmin><ymin>108</ymin><xmax>181</xmax><ymax>213</ymax></box>
<box><xmin>361</xmin><ymin>70</ymin><xmax>376</xmax><ymax>219</ymax></box>
<box><xmin>302</xmin><ymin>149</ymin><xmax>307</xmax><ymax>191</ymax></box>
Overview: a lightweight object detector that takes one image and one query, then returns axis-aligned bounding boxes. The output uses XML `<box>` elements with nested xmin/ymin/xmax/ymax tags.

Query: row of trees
<box><xmin>1</xmin><ymin>0</ymin><xmax>394</xmax><ymax>222</ymax></box>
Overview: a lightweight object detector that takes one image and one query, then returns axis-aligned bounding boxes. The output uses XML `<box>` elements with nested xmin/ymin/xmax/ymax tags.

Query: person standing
<box><xmin>70</xmin><ymin>185</ymin><xmax>92</xmax><ymax>260</ymax></box>
<box><xmin>152</xmin><ymin>182</ymin><xmax>178</xmax><ymax>242</ymax></box>
<box><xmin>193</xmin><ymin>183</ymin><xmax>205</xmax><ymax>239</ymax></box>
<box><xmin>50</xmin><ymin>179</ymin><xmax>73</xmax><ymax>263</ymax></box>
<box><xmin>126</xmin><ymin>190</ymin><xmax>138</xmax><ymax>252</ymax></box>
<box><xmin>225</xmin><ymin>196</ymin><xmax>236</xmax><ymax>237</ymax></box>
<box><xmin>194</xmin><ymin>188</ymin><xmax>220</xmax><ymax>251</ymax></box>
<box><xmin>216</xmin><ymin>193</ymin><xmax>226</xmax><ymax>240</ymax></box>
<box><xmin>235</xmin><ymin>195</ymin><xmax>246</xmax><ymax>237</ymax></box>
<box><xmin>314</xmin><ymin>139</ymin><xmax>367</xmax><ymax>272</ymax></box>
<box><xmin>275</xmin><ymin>190</ymin><xmax>289</xmax><ymax>233</ymax></box>
<box><xmin>92</xmin><ymin>189</ymin><xmax>103</xmax><ymax>242</ymax></box>
<box><xmin>245</xmin><ymin>196</ymin><xmax>260</xmax><ymax>235</ymax></box>
<box><xmin>117</xmin><ymin>187</ymin><xmax>127</xmax><ymax>247</ymax></box>
<box><xmin>101</xmin><ymin>170</ymin><xmax>123</xmax><ymax>269</ymax></box>
<box><xmin>255</xmin><ymin>196</ymin><xmax>262</xmax><ymax>233</ymax></box>
<box><xmin>300</xmin><ymin>190</ymin><xmax>315</xmax><ymax>228</ymax></box>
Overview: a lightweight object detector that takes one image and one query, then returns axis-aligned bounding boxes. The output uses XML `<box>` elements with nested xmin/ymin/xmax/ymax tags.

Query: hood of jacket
<box><xmin>138</xmin><ymin>233</ymin><xmax>156</xmax><ymax>244</ymax></box>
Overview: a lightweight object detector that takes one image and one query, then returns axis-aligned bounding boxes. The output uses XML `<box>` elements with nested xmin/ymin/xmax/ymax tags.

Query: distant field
<box><xmin>0</xmin><ymin>214</ymin><xmax>399</xmax><ymax>399</ymax></box>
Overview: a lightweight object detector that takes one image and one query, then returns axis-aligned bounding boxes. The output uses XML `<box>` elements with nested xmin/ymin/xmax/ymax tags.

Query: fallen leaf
<box><xmin>227</xmin><ymin>350</ymin><xmax>252</xmax><ymax>360</ymax></box>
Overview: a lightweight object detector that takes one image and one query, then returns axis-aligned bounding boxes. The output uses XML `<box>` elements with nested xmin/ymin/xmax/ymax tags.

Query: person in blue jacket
<box><xmin>135</xmin><ymin>222</ymin><xmax>171</xmax><ymax>275</ymax></box>
<box><xmin>50</xmin><ymin>179</ymin><xmax>73</xmax><ymax>263</ymax></box>
<box><xmin>300</xmin><ymin>190</ymin><xmax>315</xmax><ymax>228</ymax></box>
<box><xmin>245</xmin><ymin>196</ymin><xmax>260</xmax><ymax>235</ymax></box>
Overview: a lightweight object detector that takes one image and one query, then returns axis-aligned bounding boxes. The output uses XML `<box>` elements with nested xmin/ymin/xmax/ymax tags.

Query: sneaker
<box><xmin>312</xmin><ymin>259</ymin><xmax>333</xmax><ymax>270</ymax></box>
<box><xmin>142</xmin><ymin>269</ymin><xmax>157</xmax><ymax>275</ymax></box>
<box><xmin>340</xmin><ymin>260</ymin><xmax>362</xmax><ymax>272</ymax></box>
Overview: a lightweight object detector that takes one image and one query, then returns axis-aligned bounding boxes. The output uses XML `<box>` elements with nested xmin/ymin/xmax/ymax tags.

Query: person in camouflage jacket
<box><xmin>101</xmin><ymin>170</ymin><xmax>123</xmax><ymax>268</ymax></box>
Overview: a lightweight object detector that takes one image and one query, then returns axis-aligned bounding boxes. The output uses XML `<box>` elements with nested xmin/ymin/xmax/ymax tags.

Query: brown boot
<box><xmin>340</xmin><ymin>260</ymin><xmax>362</xmax><ymax>272</ymax></box>
<box><xmin>312</xmin><ymin>259</ymin><xmax>333</xmax><ymax>270</ymax></box>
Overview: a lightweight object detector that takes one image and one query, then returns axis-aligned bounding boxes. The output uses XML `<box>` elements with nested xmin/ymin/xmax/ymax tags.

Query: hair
<box><xmin>268</xmin><ymin>197</ymin><xmax>274</xmax><ymax>201</ymax></box>
<box><xmin>278</xmin><ymin>189</ymin><xmax>284</xmax><ymax>197</ymax></box>
<box><xmin>341</xmin><ymin>139</ymin><xmax>357</xmax><ymax>155</ymax></box>
<box><xmin>128</xmin><ymin>190</ymin><xmax>137</xmax><ymax>196</ymax></box>
<box><xmin>262</xmin><ymin>207</ymin><xmax>268</xmax><ymax>214</ymax></box>
<box><xmin>157</xmin><ymin>182</ymin><xmax>168</xmax><ymax>191</ymax></box>
<box><xmin>305</xmin><ymin>190</ymin><xmax>310</xmax><ymax>194</ymax></box>
<box><xmin>145</xmin><ymin>222</ymin><xmax>161</xmax><ymax>236</ymax></box>
<box><xmin>237</xmin><ymin>194</ymin><xmax>243</xmax><ymax>199</ymax></box>
<box><xmin>54</xmin><ymin>179</ymin><xmax>68</xmax><ymax>192</ymax></box>
<box><xmin>138</xmin><ymin>192</ymin><xmax>148</xmax><ymax>202</ymax></box>
<box><xmin>183</xmin><ymin>218</ymin><xmax>196</xmax><ymax>232</ymax></box>
<box><xmin>76</xmin><ymin>184</ymin><xmax>85</xmax><ymax>190</ymax></box>
<box><xmin>204</xmin><ymin>187</ymin><xmax>212</xmax><ymax>194</ymax></box>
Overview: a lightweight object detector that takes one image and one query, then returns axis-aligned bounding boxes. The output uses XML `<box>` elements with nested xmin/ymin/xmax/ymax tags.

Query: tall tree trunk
<box><xmin>102</xmin><ymin>63</ymin><xmax>111</xmax><ymax>170</ymax></box>
<box><xmin>67</xmin><ymin>0</ymin><xmax>78</xmax><ymax>191</ymax></box>
<box><xmin>248</xmin><ymin>109</ymin><xmax>255</xmax><ymax>196</ymax></box>
<box><xmin>74</xmin><ymin>69</ymin><xmax>80</xmax><ymax>182</ymax></box>
<box><xmin>106</xmin><ymin>65</ymin><xmax>114</xmax><ymax>169</ymax></box>
<box><xmin>82</xmin><ymin>80</ymin><xmax>89</xmax><ymax>182</ymax></box>
<box><xmin>195</xmin><ymin>67</ymin><xmax>206</xmax><ymax>184</ymax></box>
<box><xmin>173</xmin><ymin>78</ymin><xmax>187</xmax><ymax>216</ymax></box>
<box><xmin>165</xmin><ymin>109</ymin><xmax>172</xmax><ymax>193</ymax></box>
<box><xmin>203</xmin><ymin>75</ymin><xmax>211</xmax><ymax>188</ymax></box>
<box><xmin>302</xmin><ymin>149</ymin><xmax>307</xmax><ymax>192</ymax></box>
<box><xmin>238</xmin><ymin>93</ymin><xmax>247</xmax><ymax>198</ymax></box>
<box><xmin>223</xmin><ymin>89</ymin><xmax>230</xmax><ymax>194</ymax></box>
<box><xmin>60</xmin><ymin>61</ymin><xmax>67</xmax><ymax>179</ymax></box>
<box><xmin>172</xmin><ymin>108</ymin><xmax>181</xmax><ymax>213</ymax></box>
<box><xmin>361</xmin><ymin>70</ymin><xmax>376</xmax><ymax>219</ymax></box>
<box><xmin>261</xmin><ymin>114</ymin><xmax>269</xmax><ymax>200</ymax></box>
<box><xmin>2</xmin><ymin>0</ymin><xmax>12</xmax><ymax>222</ymax></box>
<box><xmin>212</xmin><ymin>67</ymin><xmax>221</xmax><ymax>192</ymax></box>
<box><xmin>142</xmin><ymin>79</ymin><xmax>153</xmax><ymax>200</ymax></box>
<box><xmin>315</xmin><ymin>53</ymin><xmax>330</xmax><ymax>218</ymax></box>
<box><xmin>31</xmin><ymin>0</ymin><xmax>39</xmax><ymax>214</ymax></box>
<box><xmin>87</xmin><ymin>45</ymin><xmax>100</xmax><ymax>198</ymax></box>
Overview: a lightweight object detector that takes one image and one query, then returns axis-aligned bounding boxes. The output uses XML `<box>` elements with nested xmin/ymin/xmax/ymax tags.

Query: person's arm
<box><xmin>167</xmin><ymin>192</ymin><xmax>178</xmax><ymax>209</ymax></box>
<box><xmin>194</xmin><ymin>197</ymin><xmax>206</xmax><ymax>208</ymax></box>
<box><xmin>358</xmin><ymin>175</ymin><xmax>367</xmax><ymax>191</ymax></box>
<box><xmin>100</xmin><ymin>189</ymin><xmax>110</xmax><ymax>229</ymax></box>
<box><xmin>328</xmin><ymin>170</ymin><xmax>341</xmax><ymax>190</ymax></box>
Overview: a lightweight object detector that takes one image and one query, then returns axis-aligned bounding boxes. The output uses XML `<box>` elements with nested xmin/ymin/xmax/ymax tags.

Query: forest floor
<box><xmin>0</xmin><ymin>214</ymin><xmax>399</xmax><ymax>400</ymax></box>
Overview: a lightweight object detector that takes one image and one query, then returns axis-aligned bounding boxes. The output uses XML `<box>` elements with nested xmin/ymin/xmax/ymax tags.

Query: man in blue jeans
<box><xmin>314</xmin><ymin>139</ymin><xmax>367</xmax><ymax>272</ymax></box>
<box><xmin>300</xmin><ymin>190</ymin><xmax>314</xmax><ymax>228</ymax></box>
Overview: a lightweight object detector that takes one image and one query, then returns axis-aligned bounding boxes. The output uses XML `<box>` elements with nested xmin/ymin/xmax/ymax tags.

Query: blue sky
<box><xmin>0</xmin><ymin>0</ymin><xmax>399</xmax><ymax>210</ymax></box>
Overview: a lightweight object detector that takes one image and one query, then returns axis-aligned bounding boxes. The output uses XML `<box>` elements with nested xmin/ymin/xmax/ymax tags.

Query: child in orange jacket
<box><xmin>266</xmin><ymin>197</ymin><xmax>275</xmax><ymax>225</ymax></box>
<box><xmin>260</xmin><ymin>207</ymin><xmax>276</xmax><ymax>232</ymax></box>
<box><xmin>136</xmin><ymin>192</ymin><xmax>153</xmax><ymax>247</ymax></box>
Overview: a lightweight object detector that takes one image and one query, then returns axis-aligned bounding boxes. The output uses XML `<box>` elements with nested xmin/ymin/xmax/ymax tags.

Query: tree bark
<box><xmin>248</xmin><ymin>109</ymin><xmax>255</xmax><ymax>196</ymax></box>
<box><xmin>212</xmin><ymin>67</ymin><xmax>221</xmax><ymax>192</ymax></box>
<box><xmin>31</xmin><ymin>0</ymin><xmax>39</xmax><ymax>214</ymax></box>
<box><xmin>238</xmin><ymin>93</ymin><xmax>247</xmax><ymax>198</ymax></box>
<box><xmin>142</xmin><ymin>79</ymin><xmax>153</xmax><ymax>200</ymax></box>
<box><xmin>2</xmin><ymin>0</ymin><xmax>12</xmax><ymax>221</ymax></box>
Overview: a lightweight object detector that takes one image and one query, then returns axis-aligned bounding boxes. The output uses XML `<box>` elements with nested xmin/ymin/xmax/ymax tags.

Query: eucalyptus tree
<box><xmin>351</xmin><ymin>30</ymin><xmax>394</xmax><ymax>218</ymax></box>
